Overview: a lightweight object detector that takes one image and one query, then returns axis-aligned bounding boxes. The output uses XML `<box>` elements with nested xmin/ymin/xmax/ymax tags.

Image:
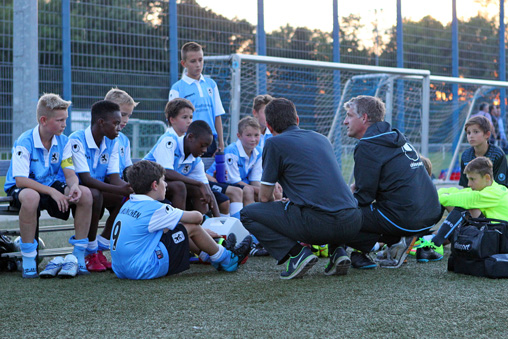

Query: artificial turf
<box><xmin>1</xmin><ymin>218</ymin><xmax>507</xmax><ymax>338</ymax></box>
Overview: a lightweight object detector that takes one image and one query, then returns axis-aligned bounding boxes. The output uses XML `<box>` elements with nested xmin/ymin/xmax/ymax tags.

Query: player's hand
<box><xmin>119</xmin><ymin>183</ymin><xmax>134</xmax><ymax>196</ymax></box>
<box><xmin>199</xmin><ymin>183</ymin><xmax>213</xmax><ymax>206</ymax></box>
<box><xmin>209</xmin><ymin>173</ymin><xmax>217</xmax><ymax>183</ymax></box>
<box><xmin>204</xmin><ymin>228</ymin><xmax>220</xmax><ymax>238</ymax></box>
<box><xmin>67</xmin><ymin>184</ymin><xmax>82</xmax><ymax>203</ymax></box>
<box><xmin>50</xmin><ymin>189</ymin><xmax>70</xmax><ymax>212</ymax></box>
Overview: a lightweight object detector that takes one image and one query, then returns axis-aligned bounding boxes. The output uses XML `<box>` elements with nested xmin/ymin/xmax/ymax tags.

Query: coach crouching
<box><xmin>241</xmin><ymin>98</ymin><xmax>362</xmax><ymax>280</ymax></box>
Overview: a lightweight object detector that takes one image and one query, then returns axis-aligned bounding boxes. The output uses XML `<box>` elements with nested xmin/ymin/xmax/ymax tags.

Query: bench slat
<box><xmin>0</xmin><ymin>223</ymin><xmax>105</xmax><ymax>236</ymax></box>
<box><xmin>1</xmin><ymin>246</ymin><xmax>74</xmax><ymax>259</ymax></box>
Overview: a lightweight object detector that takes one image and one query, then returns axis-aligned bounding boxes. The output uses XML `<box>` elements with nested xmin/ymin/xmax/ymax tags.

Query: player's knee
<box><xmin>18</xmin><ymin>189</ymin><xmax>40</xmax><ymax>211</ymax></box>
<box><xmin>89</xmin><ymin>188</ymin><xmax>103</xmax><ymax>210</ymax></box>
<box><xmin>227</xmin><ymin>186</ymin><xmax>242</xmax><ymax>202</ymax></box>
<box><xmin>219</xmin><ymin>200</ymin><xmax>230</xmax><ymax>214</ymax></box>
<box><xmin>168</xmin><ymin>180</ymin><xmax>186</xmax><ymax>197</ymax></box>
<box><xmin>77</xmin><ymin>185</ymin><xmax>93</xmax><ymax>208</ymax></box>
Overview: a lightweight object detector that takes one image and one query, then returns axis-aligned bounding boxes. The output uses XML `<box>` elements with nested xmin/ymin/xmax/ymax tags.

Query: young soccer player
<box><xmin>459</xmin><ymin>115</ymin><xmax>508</xmax><ymax>188</ymax></box>
<box><xmin>169</xmin><ymin>42</ymin><xmax>225</xmax><ymax>156</ymax></box>
<box><xmin>69</xmin><ymin>100</ymin><xmax>133</xmax><ymax>272</ymax></box>
<box><xmin>165</xmin><ymin>98</ymin><xmax>242</xmax><ymax>218</ymax></box>
<box><xmin>143</xmin><ymin>120</ymin><xmax>219</xmax><ymax>216</ymax></box>
<box><xmin>104</xmin><ymin>88</ymin><xmax>138</xmax><ymax>179</ymax></box>
<box><xmin>4</xmin><ymin>94</ymin><xmax>93</xmax><ymax>278</ymax></box>
<box><xmin>430</xmin><ymin>157</ymin><xmax>508</xmax><ymax>248</ymax></box>
<box><xmin>252</xmin><ymin>94</ymin><xmax>273</xmax><ymax>150</ymax></box>
<box><xmin>206</xmin><ymin>116</ymin><xmax>262</xmax><ymax>206</ymax></box>
<box><xmin>110</xmin><ymin>160</ymin><xmax>252</xmax><ymax>280</ymax></box>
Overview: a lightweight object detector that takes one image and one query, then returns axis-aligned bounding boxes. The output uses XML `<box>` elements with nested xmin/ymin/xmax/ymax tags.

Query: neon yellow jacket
<box><xmin>438</xmin><ymin>182</ymin><xmax>508</xmax><ymax>220</ymax></box>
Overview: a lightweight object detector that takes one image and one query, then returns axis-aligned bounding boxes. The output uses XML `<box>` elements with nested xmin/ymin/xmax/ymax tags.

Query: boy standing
<box><xmin>69</xmin><ymin>100</ymin><xmax>133</xmax><ymax>272</ymax></box>
<box><xmin>459</xmin><ymin>116</ymin><xmax>508</xmax><ymax>188</ymax></box>
<box><xmin>110</xmin><ymin>160</ymin><xmax>252</xmax><ymax>280</ymax></box>
<box><xmin>207</xmin><ymin>116</ymin><xmax>262</xmax><ymax>206</ymax></box>
<box><xmin>143</xmin><ymin>120</ymin><xmax>219</xmax><ymax>216</ymax></box>
<box><xmin>169</xmin><ymin>42</ymin><xmax>225</xmax><ymax>156</ymax></box>
<box><xmin>4</xmin><ymin>94</ymin><xmax>93</xmax><ymax>278</ymax></box>
<box><xmin>430</xmin><ymin>157</ymin><xmax>508</xmax><ymax>248</ymax></box>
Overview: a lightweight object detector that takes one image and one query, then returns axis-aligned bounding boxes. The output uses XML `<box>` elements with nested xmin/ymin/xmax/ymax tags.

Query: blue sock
<box><xmin>20</xmin><ymin>239</ymin><xmax>38</xmax><ymax>276</ymax></box>
<box><xmin>219</xmin><ymin>249</ymin><xmax>232</xmax><ymax>266</ymax></box>
<box><xmin>69</xmin><ymin>236</ymin><xmax>88</xmax><ymax>270</ymax></box>
<box><xmin>231</xmin><ymin>211</ymin><xmax>241</xmax><ymax>220</ymax></box>
<box><xmin>250</xmin><ymin>234</ymin><xmax>259</xmax><ymax>244</ymax></box>
<box><xmin>86</xmin><ymin>239</ymin><xmax>98</xmax><ymax>256</ymax></box>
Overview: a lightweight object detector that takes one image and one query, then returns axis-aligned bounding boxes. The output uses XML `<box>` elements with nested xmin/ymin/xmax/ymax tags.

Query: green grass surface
<box><xmin>1</xmin><ymin>218</ymin><xmax>507</xmax><ymax>338</ymax></box>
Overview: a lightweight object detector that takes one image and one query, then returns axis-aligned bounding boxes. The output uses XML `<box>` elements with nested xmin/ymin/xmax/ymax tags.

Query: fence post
<box><xmin>169</xmin><ymin>0</ymin><xmax>178</xmax><ymax>88</ymax></box>
<box><xmin>500</xmin><ymin>0</ymin><xmax>506</xmax><ymax>121</ymax></box>
<box><xmin>396</xmin><ymin>0</ymin><xmax>405</xmax><ymax>133</ymax></box>
<box><xmin>332</xmin><ymin>0</ymin><xmax>341</xmax><ymax>111</ymax></box>
<box><xmin>230</xmin><ymin>54</ymin><xmax>242</xmax><ymax>142</ymax></box>
<box><xmin>451</xmin><ymin>0</ymin><xmax>460</xmax><ymax>152</ymax></box>
<box><xmin>12</xmin><ymin>0</ymin><xmax>38</xmax><ymax>142</ymax></box>
<box><xmin>256</xmin><ymin>0</ymin><xmax>266</xmax><ymax>95</ymax></box>
<box><xmin>62</xmin><ymin>0</ymin><xmax>72</xmax><ymax>135</ymax></box>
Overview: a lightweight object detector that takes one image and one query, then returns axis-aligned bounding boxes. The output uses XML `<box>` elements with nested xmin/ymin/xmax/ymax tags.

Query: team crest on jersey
<box><xmin>499</xmin><ymin>173</ymin><xmax>506</xmax><ymax>182</ymax></box>
<box><xmin>120</xmin><ymin>146</ymin><xmax>125</xmax><ymax>157</ymax></box>
<box><xmin>51</xmin><ymin>152</ymin><xmax>59</xmax><ymax>164</ymax></box>
<box><xmin>16</xmin><ymin>150</ymin><xmax>23</xmax><ymax>158</ymax></box>
<box><xmin>207</xmin><ymin>88</ymin><xmax>213</xmax><ymax>96</ymax></box>
<box><xmin>181</xmin><ymin>164</ymin><xmax>191</xmax><ymax>174</ymax></box>
<box><xmin>72</xmin><ymin>143</ymin><xmax>80</xmax><ymax>153</ymax></box>
<box><xmin>166</xmin><ymin>140</ymin><xmax>174</xmax><ymax>149</ymax></box>
<box><xmin>100</xmin><ymin>153</ymin><xmax>109</xmax><ymax>164</ymax></box>
<box><xmin>172</xmin><ymin>231</ymin><xmax>185</xmax><ymax>244</ymax></box>
<box><xmin>227</xmin><ymin>157</ymin><xmax>234</xmax><ymax>165</ymax></box>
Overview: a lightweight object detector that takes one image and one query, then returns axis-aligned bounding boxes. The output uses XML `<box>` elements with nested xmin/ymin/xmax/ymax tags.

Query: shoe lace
<box><xmin>61</xmin><ymin>261</ymin><xmax>76</xmax><ymax>271</ymax></box>
<box><xmin>44</xmin><ymin>262</ymin><xmax>61</xmax><ymax>271</ymax></box>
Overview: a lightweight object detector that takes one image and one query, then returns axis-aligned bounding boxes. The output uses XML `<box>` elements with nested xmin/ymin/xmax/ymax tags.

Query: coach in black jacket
<box><xmin>343</xmin><ymin>95</ymin><xmax>442</xmax><ymax>258</ymax></box>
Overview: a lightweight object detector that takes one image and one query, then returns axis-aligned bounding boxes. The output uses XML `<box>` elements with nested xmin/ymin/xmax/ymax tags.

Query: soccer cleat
<box><xmin>249</xmin><ymin>242</ymin><xmax>269</xmax><ymax>256</ymax></box>
<box><xmin>351</xmin><ymin>251</ymin><xmax>377</xmax><ymax>269</ymax></box>
<box><xmin>58</xmin><ymin>254</ymin><xmax>79</xmax><ymax>278</ymax></box>
<box><xmin>224</xmin><ymin>233</ymin><xmax>237</xmax><ymax>251</ymax></box>
<box><xmin>85</xmin><ymin>253</ymin><xmax>107</xmax><ymax>272</ymax></box>
<box><xmin>232</xmin><ymin>235</ymin><xmax>253</xmax><ymax>265</ymax></box>
<box><xmin>40</xmin><ymin>256</ymin><xmax>64</xmax><ymax>278</ymax></box>
<box><xmin>217</xmin><ymin>251</ymin><xmax>240</xmax><ymax>272</ymax></box>
<box><xmin>409</xmin><ymin>238</ymin><xmax>422</xmax><ymax>256</ymax></box>
<box><xmin>280</xmin><ymin>246</ymin><xmax>318</xmax><ymax>280</ymax></box>
<box><xmin>97</xmin><ymin>250</ymin><xmax>112</xmax><ymax>270</ymax></box>
<box><xmin>324</xmin><ymin>247</ymin><xmax>351</xmax><ymax>276</ymax></box>
<box><xmin>378</xmin><ymin>236</ymin><xmax>417</xmax><ymax>268</ymax></box>
<box><xmin>312</xmin><ymin>244</ymin><xmax>329</xmax><ymax>258</ymax></box>
<box><xmin>417</xmin><ymin>246</ymin><xmax>444</xmax><ymax>262</ymax></box>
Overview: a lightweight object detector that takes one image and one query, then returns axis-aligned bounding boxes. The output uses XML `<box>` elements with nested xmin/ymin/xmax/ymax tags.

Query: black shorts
<box><xmin>209</xmin><ymin>183</ymin><xmax>230</xmax><ymax>205</ymax></box>
<box><xmin>159</xmin><ymin>224</ymin><xmax>190</xmax><ymax>276</ymax></box>
<box><xmin>7</xmin><ymin>181</ymin><xmax>72</xmax><ymax>220</ymax></box>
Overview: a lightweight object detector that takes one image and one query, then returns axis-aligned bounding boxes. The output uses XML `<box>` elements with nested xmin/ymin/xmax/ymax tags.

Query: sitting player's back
<box><xmin>111</xmin><ymin>196</ymin><xmax>183</xmax><ymax>280</ymax></box>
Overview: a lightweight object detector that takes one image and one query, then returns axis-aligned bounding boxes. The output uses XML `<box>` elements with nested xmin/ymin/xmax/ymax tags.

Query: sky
<box><xmin>195</xmin><ymin>0</ymin><xmax>501</xmax><ymax>47</ymax></box>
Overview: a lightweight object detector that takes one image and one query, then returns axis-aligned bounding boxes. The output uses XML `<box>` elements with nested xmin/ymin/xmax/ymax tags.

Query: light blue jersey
<box><xmin>169</xmin><ymin>73</ymin><xmax>225</xmax><ymax>137</ymax></box>
<box><xmin>110</xmin><ymin>194</ymin><xmax>184</xmax><ymax>280</ymax></box>
<box><xmin>207</xmin><ymin>140</ymin><xmax>262</xmax><ymax>184</ymax></box>
<box><xmin>144</xmin><ymin>132</ymin><xmax>208</xmax><ymax>184</ymax></box>
<box><xmin>69</xmin><ymin>126</ymin><xmax>120</xmax><ymax>182</ymax></box>
<box><xmin>117</xmin><ymin>132</ymin><xmax>132</xmax><ymax>179</ymax></box>
<box><xmin>258</xmin><ymin>129</ymin><xmax>272</xmax><ymax>150</ymax></box>
<box><xmin>4</xmin><ymin>126</ymin><xmax>73</xmax><ymax>192</ymax></box>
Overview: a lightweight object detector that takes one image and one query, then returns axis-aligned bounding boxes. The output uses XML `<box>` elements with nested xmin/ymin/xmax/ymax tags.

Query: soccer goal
<box><xmin>204</xmin><ymin>54</ymin><xmax>430</xmax><ymax>180</ymax></box>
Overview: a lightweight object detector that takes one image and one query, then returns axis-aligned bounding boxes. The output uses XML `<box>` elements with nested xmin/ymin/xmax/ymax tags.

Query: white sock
<box><xmin>422</xmin><ymin>234</ymin><xmax>435</xmax><ymax>242</ymax></box>
<box><xmin>230</xmin><ymin>202</ymin><xmax>243</xmax><ymax>216</ymax></box>
<box><xmin>88</xmin><ymin>239</ymin><xmax>98</xmax><ymax>251</ymax></box>
<box><xmin>97</xmin><ymin>234</ymin><xmax>110</xmax><ymax>250</ymax></box>
<box><xmin>198</xmin><ymin>251</ymin><xmax>210</xmax><ymax>263</ymax></box>
<box><xmin>220</xmin><ymin>213</ymin><xmax>230</xmax><ymax>217</ymax></box>
<box><xmin>209</xmin><ymin>245</ymin><xmax>224</xmax><ymax>262</ymax></box>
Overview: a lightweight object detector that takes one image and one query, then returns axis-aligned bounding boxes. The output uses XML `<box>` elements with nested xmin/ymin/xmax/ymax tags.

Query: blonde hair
<box><xmin>252</xmin><ymin>94</ymin><xmax>273</xmax><ymax>112</ymax></box>
<box><xmin>104</xmin><ymin>88</ymin><xmax>138</xmax><ymax>107</ymax></box>
<box><xmin>238</xmin><ymin>116</ymin><xmax>261</xmax><ymax>135</ymax></box>
<box><xmin>420</xmin><ymin>155</ymin><xmax>432</xmax><ymax>176</ymax></box>
<box><xmin>464</xmin><ymin>156</ymin><xmax>493</xmax><ymax>178</ymax></box>
<box><xmin>36</xmin><ymin>93</ymin><xmax>71</xmax><ymax>121</ymax></box>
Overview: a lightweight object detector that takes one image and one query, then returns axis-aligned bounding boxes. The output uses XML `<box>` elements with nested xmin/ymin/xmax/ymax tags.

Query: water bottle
<box><xmin>215</xmin><ymin>150</ymin><xmax>227</xmax><ymax>183</ymax></box>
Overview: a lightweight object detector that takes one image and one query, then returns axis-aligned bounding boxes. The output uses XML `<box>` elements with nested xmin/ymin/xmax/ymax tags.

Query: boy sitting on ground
<box><xmin>427</xmin><ymin>157</ymin><xmax>508</xmax><ymax>250</ymax></box>
<box><xmin>207</xmin><ymin>116</ymin><xmax>262</xmax><ymax>206</ymax></box>
<box><xmin>165</xmin><ymin>98</ymin><xmax>242</xmax><ymax>218</ymax></box>
<box><xmin>110</xmin><ymin>160</ymin><xmax>252</xmax><ymax>280</ymax></box>
<box><xmin>144</xmin><ymin>120</ymin><xmax>219</xmax><ymax>216</ymax></box>
<box><xmin>69</xmin><ymin>100</ymin><xmax>133</xmax><ymax>272</ymax></box>
<box><xmin>4</xmin><ymin>93</ymin><xmax>93</xmax><ymax>278</ymax></box>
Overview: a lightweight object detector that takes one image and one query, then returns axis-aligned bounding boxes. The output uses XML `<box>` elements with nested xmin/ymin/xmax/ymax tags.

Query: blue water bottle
<box><xmin>215</xmin><ymin>150</ymin><xmax>227</xmax><ymax>183</ymax></box>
